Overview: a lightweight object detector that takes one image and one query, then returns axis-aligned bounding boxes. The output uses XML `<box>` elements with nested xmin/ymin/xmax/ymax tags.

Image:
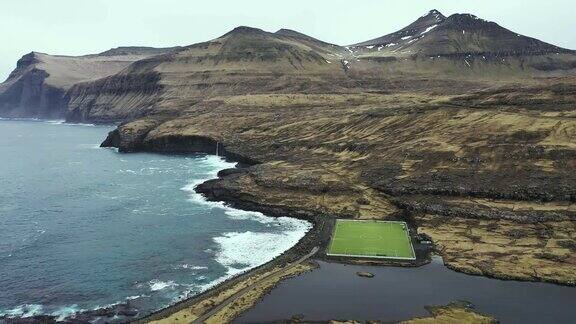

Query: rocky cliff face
<box><xmin>0</xmin><ymin>53</ymin><xmax>66</xmax><ymax>118</ymax></box>
<box><xmin>0</xmin><ymin>47</ymin><xmax>177</xmax><ymax>119</ymax></box>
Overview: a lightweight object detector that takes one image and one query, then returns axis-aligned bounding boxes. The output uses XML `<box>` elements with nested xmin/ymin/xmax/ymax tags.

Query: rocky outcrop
<box><xmin>401</xmin><ymin>302</ymin><xmax>497</xmax><ymax>324</ymax></box>
<box><xmin>416</xmin><ymin>214</ymin><xmax>576</xmax><ymax>285</ymax></box>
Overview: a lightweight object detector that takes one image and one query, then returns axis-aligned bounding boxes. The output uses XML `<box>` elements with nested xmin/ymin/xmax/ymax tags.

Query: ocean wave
<box><xmin>174</xmin><ymin>264</ymin><xmax>209</xmax><ymax>270</ymax></box>
<box><xmin>223</xmin><ymin>207</ymin><xmax>277</xmax><ymax>224</ymax></box>
<box><xmin>174</xmin><ymin>155</ymin><xmax>311</xmax><ymax>301</ymax></box>
<box><xmin>126</xmin><ymin>294</ymin><xmax>149</xmax><ymax>301</ymax></box>
<box><xmin>67</xmin><ymin>123</ymin><xmax>96</xmax><ymax>127</ymax></box>
<box><xmin>175</xmin><ymin>218</ymin><xmax>311</xmax><ymax>300</ymax></box>
<box><xmin>1</xmin><ymin>304</ymin><xmax>83</xmax><ymax>321</ymax></box>
<box><xmin>77</xmin><ymin>143</ymin><xmax>103</xmax><ymax>149</ymax></box>
<box><xmin>119</xmin><ymin>169</ymin><xmax>138</xmax><ymax>174</ymax></box>
<box><xmin>1</xmin><ymin>304</ymin><xmax>44</xmax><ymax>318</ymax></box>
<box><xmin>0</xmin><ymin>118</ymin><xmax>95</xmax><ymax>127</ymax></box>
<box><xmin>213</xmin><ymin>226</ymin><xmax>310</xmax><ymax>276</ymax></box>
<box><xmin>179</xmin><ymin>156</ymin><xmax>237</xmax><ymax>211</ymax></box>
<box><xmin>149</xmin><ymin>279</ymin><xmax>178</xmax><ymax>291</ymax></box>
<box><xmin>45</xmin><ymin>120</ymin><xmax>66</xmax><ymax>125</ymax></box>
<box><xmin>180</xmin><ymin>156</ymin><xmax>279</xmax><ymax>225</ymax></box>
<box><xmin>51</xmin><ymin>304</ymin><xmax>81</xmax><ymax>321</ymax></box>
<box><xmin>0</xmin><ymin>117</ymin><xmax>40</xmax><ymax>121</ymax></box>
<box><xmin>45</xmin><ymin>120</ymin><xmax>96</xmax><ymax>127</ymax></box>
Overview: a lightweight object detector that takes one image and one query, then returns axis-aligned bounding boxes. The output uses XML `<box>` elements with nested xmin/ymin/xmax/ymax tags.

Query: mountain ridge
<box><xmin>1</xmin><ymin>9</ymin><xmax>575</xmax><ymax>121</ymax></box>
<box><xmin>351</xmin><ymin>9</ymin><xmax>573</xmax><ymax>57</ymax></box>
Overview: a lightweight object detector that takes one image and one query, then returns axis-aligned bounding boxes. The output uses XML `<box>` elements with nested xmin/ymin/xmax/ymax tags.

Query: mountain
<box><xmin>351</xmin><ymin>9</ymin><xmax>572</xmax><ymax>57</ymax></box>
<box><xmin>353</xmin><ymin>9</ymin><xmax>446</xmax><ymax>48</ymax></box>
<box><xmin>0</xmin><ymin>47</ymin><xmax>178</xmax><ymax>119</ymax></box>
<box><xmin>1</xmin><ymin>11</ymin><xmax>575</xmax><ymax>122</ymax></box>
<box><xmin>64</xmin><ymin>27</ymin><xmax>350</xmax><ymax>122</ymax></box>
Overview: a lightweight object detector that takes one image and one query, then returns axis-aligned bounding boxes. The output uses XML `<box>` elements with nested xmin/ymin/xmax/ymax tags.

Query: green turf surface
<box><xmin>328</xmin><ymin>220</ymin><xmax>415</xmax><ymax>260</ymax></box>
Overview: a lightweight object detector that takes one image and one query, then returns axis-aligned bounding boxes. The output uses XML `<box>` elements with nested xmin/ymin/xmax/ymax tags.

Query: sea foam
<box><xmin>2</xmin><ymin>304</ymin><xmax>44</xmax><ymax>318</ymax></box>
<box><xmin>149</xmin><ymin>279</ymin><xmax>178</xmax><ymax>291</ymax></box>
<box><xmin>178</xmin><ymin>155</ymin><xmax>312</xmax><ymax>298</ymax></box>
<box><xmin>180</xmin><ymin>156</ymin><xmax>276</xmax><ymax>224</ymax></box>
<box><xmin>51</xmin><ymin>304</ymin><xmax>81</xmax><ymax>321</ymax></box>
<box><xmin>214</xmin><ymin>225</ymin><xmax>311</xmax><ymax>276</ymax></box>
<box><xmin>180</xmin><ymin>155</ymin><xmax>312</xmax><ymax>276</ymax></box>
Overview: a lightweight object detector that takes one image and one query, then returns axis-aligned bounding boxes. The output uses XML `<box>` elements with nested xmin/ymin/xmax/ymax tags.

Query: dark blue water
<box><xmin>0</xmin><ymin>119</ymin><xmax>311</xmax><ymax>320</ymax></box>
<box><xmin>238</xmin><ymin>259</ymin><xmax>576</xmax><ymax>324</ymax></box>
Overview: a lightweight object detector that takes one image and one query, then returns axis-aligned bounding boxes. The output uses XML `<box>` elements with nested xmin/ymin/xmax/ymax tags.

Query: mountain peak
<box><xmin>421</xmin><ymin>9</ymin><xmax>446</xmax><ymax>22</ymax></box>
<box><xmin>223</xmin><ymin>26</ymin><xmax>267</xmax><ymax>37</ymax></box>
<box><xmin>352</xmin><ymin>9</ymin><xmax>572</xmax><ymax>56</ymax></box>
<box><xmin>352</xmin><ymin>9</ymin><xmax>445</xmax><ymax>47</ymax></box>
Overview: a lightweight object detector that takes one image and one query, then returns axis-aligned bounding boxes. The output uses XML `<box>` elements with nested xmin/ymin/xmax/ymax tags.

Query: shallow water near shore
<box><xmin>0</xmin><ymin>119</ymin><xmax>311</xmax><ymax>321</ymax></box>
<box><xmin>238</xmin><ymin>258</ymin><xmax>576</xmax><ymax>323</ymax></box>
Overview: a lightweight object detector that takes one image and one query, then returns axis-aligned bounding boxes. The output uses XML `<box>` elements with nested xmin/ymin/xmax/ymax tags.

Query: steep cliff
<box><xmin>0</xmin><ymin>47</ymin><xmax>178</xmax><ymax>119</ymax></box>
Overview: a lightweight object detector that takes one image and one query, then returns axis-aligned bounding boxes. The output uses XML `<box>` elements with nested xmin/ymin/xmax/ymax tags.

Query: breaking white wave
<box><xmin>213</xmin><ymin>225</ymin><xmax>310</xmax><ymax>276</ymax></box>
<box><xmin>175</xmin><ymin>264</ymin><xmax>209</xmax><ymax>270</ymax></box>
<box><xmin>180</xmin><ymin>156</ymin><xmax>279</xmax><ymax>224</ymax></box>
<box><xmin>0</xmin><ymin>117</ymin><xmax>40</xmax><ymax>121</ymax></box>
<box><xmin>0</xmin><ymin>303</ymin><xmax>84</xmax><ymax>322</ymax></box>
<box><xmin>44</xmin><ymin>120</ymin><xmax>96</xmax><ymax>127</ymax></box>
<box><xmin>180</xmin><ymin>155</ymin><xmax>312</xmax><ymax>275</ymax></box>
<box><xmin>44</xmin><ymin>120</ymin><xmax>66</xmax><ymax>125</ymax></box>
<box><xmin>51</xmin><ymin>304</ymin><xmax>81</xmax><ymax>321</ymax></box>
<box><xmin>2</xmin><ymin>304</ymin><xmax>44</xmax><ymax>318</ymax></box>
<box><xmin>174</xmin><ymin>218</ymin><xmax>310</xmax><ymax>301</ymax></box>
<box><xmin>222</xmin><ymin>207</ymin><xmax>277</xmax><ymax>224</ymax></box>
<box><xmin>176</xmin><ymin>155</ymin><xmax>312</xmax><ymax>299</ymax></box>
<box><xmin>149</xmin><ymin>279</ymin><xmax>178</xmax><ymax>291</ymax></box>
<box><xmin>126</xmin><ymin>294</ymin><xmax>148</xmax><ymax>300</ymax></box>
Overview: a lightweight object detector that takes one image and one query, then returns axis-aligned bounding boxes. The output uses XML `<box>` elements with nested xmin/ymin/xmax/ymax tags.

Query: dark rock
<box><xmin>217</xmin><ymin>167</ymin><xmax>248</xmax><ymax>177</ymax></box>
<box><xmin>356</xmin><ymin>271</ymin><xmax>375</xmax><ymax>278</ymax></box>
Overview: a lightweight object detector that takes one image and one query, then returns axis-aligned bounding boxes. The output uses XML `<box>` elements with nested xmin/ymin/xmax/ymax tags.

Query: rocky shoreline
<box><xmin>100</xmin><ymin>119</ymin><xmax>576</xmax><ymax>280</ymax></box>
<box><xmin>97</xmin><ymin>124</ymin><xmax>572</xmax><ymax>322</ymax></box>
<box><xmin>99</xmin><ymin>129</ymin><xmax>430</xmax><ymax>323</ymax></box>
<box><xmin>4</xmin><ymin>116</ymin><xmax>574</xmax><ymax>323</ymax></box>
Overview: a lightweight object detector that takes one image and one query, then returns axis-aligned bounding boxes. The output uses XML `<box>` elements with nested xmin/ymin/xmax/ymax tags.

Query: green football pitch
<box><xmin>327</xmin><ymin>220</ymin><xmax>416</xmax><ymax>260</ymax></box>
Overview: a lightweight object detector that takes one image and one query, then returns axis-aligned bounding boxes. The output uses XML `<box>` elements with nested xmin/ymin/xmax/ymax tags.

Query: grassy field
<box><xmin>328</xmin><ymin>220</ymin><xmax>415</xmax><ymax>260</ymax></box>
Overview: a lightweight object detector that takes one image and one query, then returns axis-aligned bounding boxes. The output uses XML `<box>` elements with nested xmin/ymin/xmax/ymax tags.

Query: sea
<box><xmin>0</xmin><ymin>119</ymin><xmax>311</xmax><ymax>321</ymax></box>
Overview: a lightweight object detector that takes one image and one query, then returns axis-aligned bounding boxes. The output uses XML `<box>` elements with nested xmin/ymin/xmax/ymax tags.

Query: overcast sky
<box><xmin>2</xmin><ymin>0</ymin><xmax>575</xmax><ymax>81</ymax></box>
